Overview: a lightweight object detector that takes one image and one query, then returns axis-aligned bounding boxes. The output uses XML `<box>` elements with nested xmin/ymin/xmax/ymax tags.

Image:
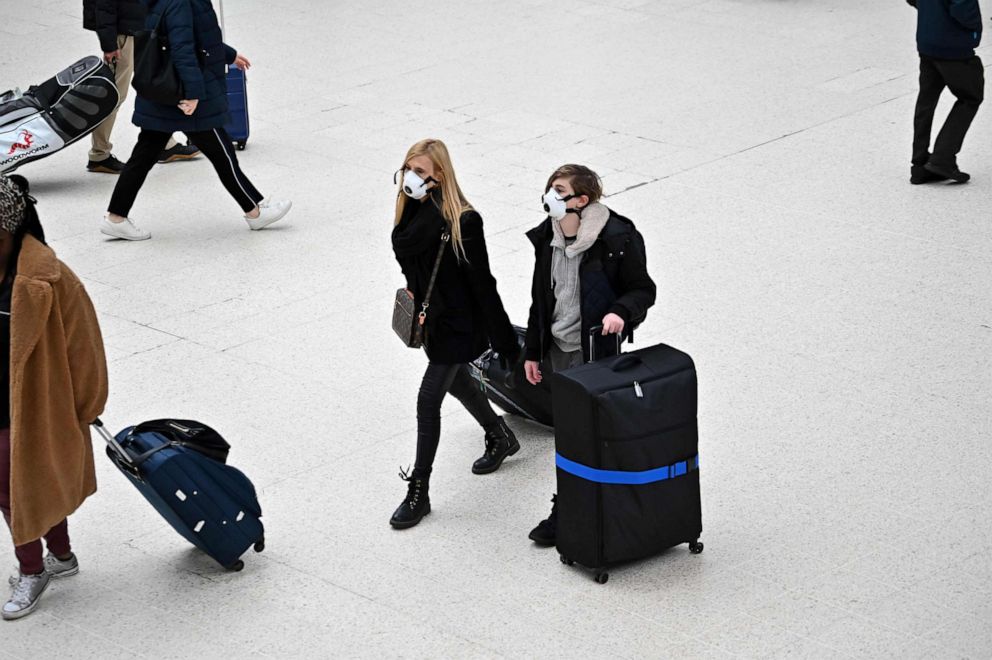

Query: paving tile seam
<box><xmin>252</xmin><ymin>551</ymin><xmax>509</xmax><ymax>657</ymax></box>
<box><xmin>33</xmin><ymin>610</ymin><xmax>144</xmax><ymax>657</ymax></box>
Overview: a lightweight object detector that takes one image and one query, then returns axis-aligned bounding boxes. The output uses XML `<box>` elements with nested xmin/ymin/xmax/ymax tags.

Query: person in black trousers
<box><xmin>82</xmin><ymin>0</ymin><xmax>199</xmax><ymax>173</ymax></box>
<box><xmin>390</xmin><ymin>139</ymin><xmax>521</xmax><ymax>530</ymax></box>
<box><xmin>102</xmin><ymin>0</ymin><xmax>291</xmax><ymax>240</ymax></box>
<box><xmin>523</xmin><ymin>164</ymin><xmax>656</xmax><ymax>546</ymax></box>
<box><xmin>908</xmin><ymin>0</ymin><xmax>985</xmax><ymax>184</ymax></box>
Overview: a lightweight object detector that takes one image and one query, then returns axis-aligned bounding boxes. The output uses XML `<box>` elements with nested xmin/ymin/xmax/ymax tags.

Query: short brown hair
<box><xmin>546</xmin><ymin>164</ymin><xmax>603</xmax><ymax>203</ymax></box>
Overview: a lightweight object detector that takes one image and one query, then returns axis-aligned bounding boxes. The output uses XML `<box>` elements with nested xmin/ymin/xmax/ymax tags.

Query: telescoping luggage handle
<box><xmin>92</xmin><ymin>418</ymin><xmax>143</xmax><ymax>479</ymax></box>
<box><xmin>587</xmin><ymin>325</ymin><xmax>623</xmax><ymax>363</ymax></box>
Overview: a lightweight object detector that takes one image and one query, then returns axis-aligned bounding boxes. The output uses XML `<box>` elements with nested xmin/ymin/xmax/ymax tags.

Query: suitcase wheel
<box><xmin>254</xmin><ymin>538</ymin><xmax>265</xmax><ymax>553</ymax></box>
<box><xmin>236</xmin><ymin>141</ymin><xmax>247</xmax><ymax>150</ymax></box>
<box><xmin>559</xmin><ymin>555</ymin><xmax>574</xmax><ymax>566</ymax></box>
<box><xmin>594</xmin><ymin>572</ymin><xmax>609</xmax><ymax>585</ymax></box>
<box><xmin>689</xmin><ymin>540</ymin><xmax>704</xmax><ymax>555</ymax></box>
<box><xmin>228</xmin><ymin>560</ymin><xmax>245</xmax><ymax>572</ymax></box>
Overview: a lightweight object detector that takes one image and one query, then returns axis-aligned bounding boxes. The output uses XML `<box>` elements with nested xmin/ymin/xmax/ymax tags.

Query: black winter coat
<box><xmin>133</xmin><ymin>0</ymin><xmax>237</xmax><ymax>133</ymax></box>
<box><xmin>908</xmin><ymin>0</ymin><xmax>983</xmax><ymax>59</ymax></box>
<box><xmin>83</xmin><ymin>0</ymin><xmax>147</xmax><ymax>53</ymax></box>
<box><xmin>525</xmin><ymin>211</ymin><xmax>656</xmax><ymax>363</ymax></box>
<box><xmin>392</xmin><ymin>193</ymin><xmax>518</xmax><ymax>365</ymax></box>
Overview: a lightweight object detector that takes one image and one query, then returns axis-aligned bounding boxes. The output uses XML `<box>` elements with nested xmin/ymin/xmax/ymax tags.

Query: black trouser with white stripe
<box><xmin>108</xmin><ymin>127</ymin><xmax>264</xmax><ymax>217</ymax></box>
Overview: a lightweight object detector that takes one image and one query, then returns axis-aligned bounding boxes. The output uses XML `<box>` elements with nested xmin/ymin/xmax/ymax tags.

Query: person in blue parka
<box><xmin>103</xmin><ymin>0</ymin><xmax>292</xmax><ymax>240</ymax></box>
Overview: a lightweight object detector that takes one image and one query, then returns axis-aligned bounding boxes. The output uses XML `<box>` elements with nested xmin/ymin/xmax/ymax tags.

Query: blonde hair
<box><xmin>394</xmin><ymin>139</ymin><xmax>473</xmax><ymax>259</ymax></box>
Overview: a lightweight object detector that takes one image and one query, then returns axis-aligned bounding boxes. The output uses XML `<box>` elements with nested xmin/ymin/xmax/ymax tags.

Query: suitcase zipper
<box><xmin>633</xmin><ymin>381</ymin><xmax>643</xmax><ymax>398</ymax></box>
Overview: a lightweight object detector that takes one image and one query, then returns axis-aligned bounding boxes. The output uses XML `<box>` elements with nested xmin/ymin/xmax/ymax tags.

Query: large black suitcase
<box><xmin>0</xmin><ymin>56</ymin><xmax>118</xmax><ymax>173</ymax></box>
<box><xmin>471</xmin><ymin>325</ymin><xmax>553</xmax><ymax>427</ymax></box>
<box><xmin>552</xmin><ymin>343</ymin><xmax>703</xmax><ymax>583</ymax></box>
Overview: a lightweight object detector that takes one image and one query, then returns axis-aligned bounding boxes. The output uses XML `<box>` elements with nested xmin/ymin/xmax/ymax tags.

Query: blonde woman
<box><xmin>390</xmin><ymin>139</ymin><xmax>520</xmax><ymax>529</ymax></box>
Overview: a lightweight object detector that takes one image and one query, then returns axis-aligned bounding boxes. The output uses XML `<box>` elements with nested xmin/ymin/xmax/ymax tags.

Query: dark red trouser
<box><xmin>0</xmin><ymin>428</ymin><xmax>71</xmax><ymax>575</ymax></box>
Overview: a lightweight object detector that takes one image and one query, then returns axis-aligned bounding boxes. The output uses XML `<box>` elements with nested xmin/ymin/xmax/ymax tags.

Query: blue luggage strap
<box><xmin>556</xmin><ymin>453</ymin><xmax>699</xmax><ymax>485</ymax></box>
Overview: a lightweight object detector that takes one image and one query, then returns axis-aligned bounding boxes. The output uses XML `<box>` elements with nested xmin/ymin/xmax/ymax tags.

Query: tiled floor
<box><xmin>2</xmin><ymin>0</ymin><xmax>990</xmax><ymax>657</ymax></box>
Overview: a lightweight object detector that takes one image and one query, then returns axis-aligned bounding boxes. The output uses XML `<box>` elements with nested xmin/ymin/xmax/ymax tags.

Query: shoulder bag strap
<box><xmin>418</xmin><ymin>232</ymin><xmax>450</xmax><ymax>325</ymax></box>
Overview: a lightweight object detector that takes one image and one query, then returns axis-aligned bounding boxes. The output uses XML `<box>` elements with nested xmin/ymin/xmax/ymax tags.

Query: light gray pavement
<box><xmin>2</xmin><ymin>0</ymin><xmax>991</xmax><ymax>657</ymax></box>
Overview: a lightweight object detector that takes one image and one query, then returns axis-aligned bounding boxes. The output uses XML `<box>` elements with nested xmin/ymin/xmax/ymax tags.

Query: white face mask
<box><xmin>401</xmin><ymin>169</ymin><xmax>437</xmax><ymax>200</ymax></box>
<box><xmin>542</xmin><ymin>190</ymin><xmax>579</xmax><ymax>220</ymax></box>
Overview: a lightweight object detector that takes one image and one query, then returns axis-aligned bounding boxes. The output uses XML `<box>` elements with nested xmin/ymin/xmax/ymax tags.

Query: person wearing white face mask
<box><xmin>389</xmin><ymin>139</ymin><xmax>521</xmax><ymax>530</ymax></box>
<box><xmin>523</xmin><ymin>164</ymin><xmax>656</xmax><ymax>547</ymax></box>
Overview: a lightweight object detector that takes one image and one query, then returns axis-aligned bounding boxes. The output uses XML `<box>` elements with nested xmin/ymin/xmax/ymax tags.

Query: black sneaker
<box><xmin>472</xmin><ymin>418</ymin><xmax>520</xmax><ymax>475</ymax></box>
<box><xmin>390</xmin><ymin>467</ymin><xmax>431</xmax><ymax>529</ymax></box>
<box><xmin>910</xmin><ymin>165</ymin><xmax>949</xmax><ymax>185</ymax></box>
<box><xmin>158</xmin><ymin>141</ymin><xmax>201</xmax><ymax>163</ymax></box>
<box><xmin>924</xmin><ymin>162</ymin><xmax>970</xmax><ymax>183</ymax></box>
<box><xmin>528</xmin><ymin>494</ymin><xmax>557</xmax><ymax>547</ymax></box>
<box><xmin>86</xmin><ymin>154</ymin><xmax>125</xmax><ymax>174</ymax></box>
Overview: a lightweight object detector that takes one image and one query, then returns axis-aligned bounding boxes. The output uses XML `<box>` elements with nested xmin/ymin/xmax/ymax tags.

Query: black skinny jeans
<box><xmin>108</xmin><ymin>127</ymin><xmax>264</xmax><ymax>217</ymax></box>
<box><xmin>415</xmin><ymin>363</ymin><xmax>500</xmax><ymax>472</ymax></box>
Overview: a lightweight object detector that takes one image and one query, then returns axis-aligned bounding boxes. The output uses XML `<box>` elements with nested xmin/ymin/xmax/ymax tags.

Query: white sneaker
<box><xmin>3</xmin><ymin>571</ymin><xmax>50</xmax><ymax>621</ymax></box>
<box><xmin>100</xmin><ymin>215</ymin><xmax>151</xmax><ymax>241</ymax></box>
<box><xmin>245</xmin><ymin>198</ymin><xmax>292</xmax><ymax>231</ymax></box>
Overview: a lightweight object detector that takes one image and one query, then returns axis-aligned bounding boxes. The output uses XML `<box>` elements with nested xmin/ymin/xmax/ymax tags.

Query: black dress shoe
<box><xmin>910</xmin><ymin>165</ymin><xmax>949</xmax><ymax>185</ymax></box>
<box><xmin>472</xmin><ymin>418</ymin><xmax>520</xmax><ymax>475</ymax></box>
<box><xmin>924</xmin><ymin>162</ymin><xmax>970</xmax><ymax>183</ymax></box>
<box><xmin>528</xmin><ymin>495</ymin><xmax>558</xmax><ymax>547</ymax></box>
<box><xmin>390</xmin><ymin>468</ymin><xmax>431</xmax><ymax>529</ymax></box>
<box><xmin>86</xmin><ymin>154</ymin><xmax>125</xmax><ymax>174</ymax></box>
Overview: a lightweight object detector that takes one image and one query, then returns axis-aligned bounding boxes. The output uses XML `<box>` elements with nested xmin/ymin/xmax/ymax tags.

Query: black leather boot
<box><xmin>390</xmin><ymin>467</ymin><xmax>431</xmax><ymax>529</ymax></box>
<box><xmin>472</xmin><ymin>418</ymin><xmax>520</xmax><ymax>475</ymax></box>
<box><xmin>528</xmin><ymin>494</ymin><xmax>557</xmax><ymax>546</ymax></box>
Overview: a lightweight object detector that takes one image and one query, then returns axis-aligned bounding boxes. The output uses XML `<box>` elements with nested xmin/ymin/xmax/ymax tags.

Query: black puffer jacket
<box><xmin>525</xmin><ymin>210</ymin><xmax>656</xmax><ymax>363</ymax></box>
<box><xmin>392</xmin><ymin>192</ymin><xmax>519</xmax><ymax>365</ymax></box>
<box><xmin>83</xmin><ymin>0</ymin><xmax>148</xmax><ymax>53</ymax></box>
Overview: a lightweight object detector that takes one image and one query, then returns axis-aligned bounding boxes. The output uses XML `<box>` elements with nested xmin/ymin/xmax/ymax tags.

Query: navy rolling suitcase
<box><xmin>224</xmin><ymin>67</ymin><xmax>249</xmax><ymax>150</ymax></box>
<box><xmin>218</xmin><ymin>0</ymin><xmax>249</xmax><ymax>150</ymax></box>
<box><xmin>551</xmin><ymin>343</ymin><xmax>703</xmax><ymax>583</ymax></box>
<box><xmin>94</xmin><ymin>418</ymin><xmax>265</xmax><ymax>571</ymax></box>
<box><xmin>471</xmin><ymin>325</ymin><xmax>553</xmax><ymax>427</ymax></box>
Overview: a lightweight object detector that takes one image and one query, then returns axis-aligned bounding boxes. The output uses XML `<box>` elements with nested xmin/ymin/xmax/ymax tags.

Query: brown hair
<box><xmin>545</xmin><ymin>164</ymin><xmax>603</xmax><ymax>203</ymax></box>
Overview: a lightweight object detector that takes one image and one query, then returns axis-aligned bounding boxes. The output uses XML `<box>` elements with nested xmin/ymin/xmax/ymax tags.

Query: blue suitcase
<box><xmin>219</xmin><ymin>0</ymin><xmax>248</xmax><ymax>149</ymax></box>
<box><xmin>94</xmin><ymin>419</ymin><xmax>264</xmax><ymax>571</ymax></box>
<box><xmin>223</xmin><ymin>66</ymin><xmax>249</xmax><ymax>150</ymax></box>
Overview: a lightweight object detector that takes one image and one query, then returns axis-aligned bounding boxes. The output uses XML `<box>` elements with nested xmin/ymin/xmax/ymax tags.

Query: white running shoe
<box><xmin>100</xmin><ymin>215</ymin><xmax>151</xmax><ymax>241</ymax></box>
<box><xmin>245</xmin><ymin>199</ymin><xmax>292</xmax><ymax>231</ymax></box>
<box><xmin>3</xmin><ymin>571</ymin><xmax>50</xmax><ymax>621</ymax></box>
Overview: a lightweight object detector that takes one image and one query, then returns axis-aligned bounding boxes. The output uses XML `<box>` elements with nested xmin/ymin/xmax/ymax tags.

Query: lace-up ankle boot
<box><xmin>528</xmin><ymin>494</ymin><xmax>558</xmax><ymax>547</ymax></box>
<box><xmin>472</xmin><ymin>418</ymin><xmax>520</xmax><ymax>475</ymax></box>
<box><xmin>390</xmin><ymin>467</ymin><xmax>431</xmax><ymax>529</ymax></box>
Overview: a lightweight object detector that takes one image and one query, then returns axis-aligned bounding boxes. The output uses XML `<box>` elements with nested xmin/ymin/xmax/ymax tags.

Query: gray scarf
<box><xmin>549</xmin><ymin>203</ymin><xmax>610</xmax><ymax>352</ymax></box>
<box><xmin>550</xmin><ymin>202</ymin><xmax>610</xmax><ymax>256</ymax></box>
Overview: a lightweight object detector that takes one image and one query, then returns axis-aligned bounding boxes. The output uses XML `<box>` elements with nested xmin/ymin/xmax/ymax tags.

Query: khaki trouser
<box><xmin>89</xmin><ymin>35</ymin><xmax>176</xmax><ymax>161</ymax></box>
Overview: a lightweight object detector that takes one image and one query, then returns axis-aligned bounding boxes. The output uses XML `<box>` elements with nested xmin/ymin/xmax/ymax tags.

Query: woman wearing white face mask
<box><xmin>389</xmin><ymin>139</ymin><xmax>521</xmax><ymax>530</ymax></box>
<box><xmin>523</xmin><ymin>164</ymin><xmax>656</xmax><ymax>546</ymax></box>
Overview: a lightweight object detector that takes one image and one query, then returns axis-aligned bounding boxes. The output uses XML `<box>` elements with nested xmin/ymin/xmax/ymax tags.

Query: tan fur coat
<box><xmin>8</xmin><ymin>236</ymin><xmax>107</xmax><ymax>545</ymax></box>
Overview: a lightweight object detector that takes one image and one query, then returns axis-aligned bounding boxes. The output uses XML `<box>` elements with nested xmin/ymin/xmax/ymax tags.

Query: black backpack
<box><xmin>131</xmin><ymin>9</ymin><xmax>184</xmax><ymax>105</ymax></box>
